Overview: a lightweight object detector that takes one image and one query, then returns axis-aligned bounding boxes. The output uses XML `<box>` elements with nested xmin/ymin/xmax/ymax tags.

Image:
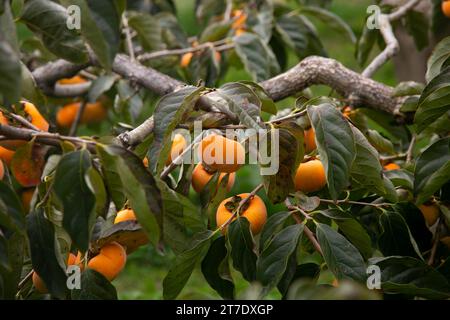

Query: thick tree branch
<box><xmin>32</xmin><ymin>60</ymin><xmax>89</xmax><ymax>95</ymax></box>
<box><xmin>261</xmin><ymin>56</ymin><xmax>400</xmax><ymax>114</ymax></box>
<box><xmin>32</xmin><ymin>54</ymin><xmax>405</xmax><ymax>148</ymax></box>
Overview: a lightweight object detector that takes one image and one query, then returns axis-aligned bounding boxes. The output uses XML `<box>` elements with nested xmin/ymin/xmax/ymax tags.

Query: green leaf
<box><xmin>128</xmin><ymin>11</ymin><xmax>164</xmax><ymax>51</ymax></box>
<box><xmin>228</xmin><ymin>217</ymin><xmax>258</xmax><ymax>282</ymax></box>
<box><xmin>384</xmin><ymin>169</ymin><xmax>414</xmax><ymax>190</ymax></box>
<box><xmin>157</xmin><ymin>179</ymin><xmax>204</xmax><ymax>254</ymax></box>
<box><xmin>262</xmin><ymin>122</ymin><xmax>304</xmax><ymax>203</ymax></box>
<box><xmin>415</xmin><ymin>67</ymin><xmax>450</xmax><ymax>132</ymax></box>
<box><xmin>394</xmin><ymin>202</ymin><xmax>432</xmax><ymax>253</ymax></box>
<box><xmin>201</xmin><ymin>236</ymin><xmax>234</xmax><ymax>300</ymax></box>
<box><xmin>316</xmin><ymin>223</ymin><xmax>366</xmax><ymax>282</ymax></box>
<box><xmin>20</xmin><ymin>0</ymin><xmax>88</xmax><ymax>63</ymax></box>
<box><xmin>366</xmin><ymin>129</ymin><xmax>395</xmax><ymax>155</ymax></box>
<box><xmin>393</xmin><ymin>81</ymin><xmax>425</xmax><ymax>97</ymax></box>
<box><xmin>292</xmin><ymin>193</ymin><xmax>320</xmax><ymax>212</ymax></box>
<box><xmin>27</xmin><ymin>209</ymin><xmax>67</xmax><ymax>299</ymax></box>
<box><xmin>0</xmin><ymin>181</ymin><xmax>25</xmax><ymax>232</ymax></box>
<box><xmin>414</xmin><ymin>137</ymin><xmax>450</xmax><ymax>205</ymax></box>
<box><xmin>0</xmin><ymin>38</ymin><xmax>21</xmax><ymax>104</ymax></box>
<box><xmin>72</xmin><ymin>269</ymin><xmax>118</xmax><ymax>300</ymax></box>
<box><xmin>54</xmin><ymin>150</ymin><xmax>96</xmax><ymax>252</ymax></box>
<box><xmin>98</xmin><ymin>145</ymin><xmax>163</xmax><ymax>247</ymax></box>
<box><xmin>85</xmin><ymin>166</ymin><xmax>108</xmax><ymax>217</ymax></box>
<box><xmin>217</xmin><ymin>82</ymin><xmax>263</xmax><ymax>130</ymax></box>
<box><xmin>87</xmin><ymin>74</ymin><xmax>116</xmax><ymax>103</ymax></box>
<box><xmin>320</xmin><ymin>209</ymin><xmax>372</xmax><ymax>260</ymax></box>
<box><xmin>307</xmin><ymin>103</ymin><xmax>355</xmax><ymax>200</ymax></box>
<box><xmin>371</xmin><ymin>256</ymin><xmax>450</xmax><ymax>299</ymax></box>
<box><xmin>276</xmin><ymin>13</ymin><xmax>326</xmax><ymax>59</ymax></box>
<box><xmin>405</xmin><ymin>10</ymin><xmax>429</xmax><ymax>51</ymax></box>
<box><xmin>97</xmin><ymin>145</ymin><xmax>126</xmax><ymax>210</ymax></box>
<box><xmin>426</xmin><ymin>36</ymin><xmax>450</xmax><ymax>82</ymax></box>
<box><xmin>259</xmin><ymin>211</ymin><xmax>292</xmax><ymax>251</ymax></box>
<box><xmin>233</xmin><ymin>32</ymin><xmax>280</xmax><ymax>81</ymax></box>
<box><xmin>299</xmin><ymin>6</ymin><xmax>356</xmax><ymax>43</ymax></box>
<box><xmin>163</xmin><ymin>231</ymin><xmax>213</xmax><ymax>299</ymax></box>
<box><xmin>0</xmin><ymin>232</ymin><xmax>25</xmax><ymax>299</ymax></box>
<box><xmin>66</xmin><ymin>0</ymin><xmax>120</xmax><ymax>70</ymax></box>
<box><xmin>199</xmin><ymin>20</ymin><xmax>231</xmax><ymax>43</ymax></box>
<box><xmin>355</xmin><ymin>25</ymin><xmax>378</xmax><ymax>67</ymax></box>
<box><xmin>257</xmin><ymin>224</ymin><xmax>303</xmax><ymax>296</ymax></box>
<box><xmin>350</xmin><ymin>126</ymin><xmax>388</xmax><ymax>199</ymax></box>
<box><xmin>20</xmin><ymin>62</ymin><xmax>46</xmax><ymax>107</ymax></box>
<box><xmin>151</xmin><ymin>86</ymin><xmax>204</xmax><ymax>174</ymax></box>
<box><xmin>0</xmin><ymin>0</ymin><xmax>19</xmax><ymax>53</ymax></box>
<box><xmin>238</xmin><ymin>81</ymin><xmax>277</xmax><ymax>115</ymax></box>
<box><xmin>249</xmin><ymin>0</ymin><xmax>274</xmax><ymax>43</ymax></box>
<box><xmin>378</xmin><ymin>210</ymin><xmax>422</xmax><ymax>259</ymax></box>
<box><xmin>93</xmin><ymin>220</ymin><xmax>148</xmax><ymax>255</ymax></box>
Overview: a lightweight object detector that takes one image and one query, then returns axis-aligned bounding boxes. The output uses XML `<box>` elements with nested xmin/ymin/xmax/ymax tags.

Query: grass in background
<box><xmin>115</xmin><ymin>0</ymin><xmax>398</xmax><ymax>299</ymax></box>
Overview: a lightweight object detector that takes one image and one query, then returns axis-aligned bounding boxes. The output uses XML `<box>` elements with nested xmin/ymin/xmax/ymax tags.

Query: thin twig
<box><xmin>122</xmin><ymin>12</ymin><xmax>136</xmax><ymax>61</ymax></box>
<box><xmin>160</xmin><ymin>133</ymin><xmax>204</xmax><ymax>179</ymax></box>
<box><xmin>218</xmin><ymin>183</ymin><xmax>264</xmax><ymax>232</ymax></box>
<box><xmin>137</xmin><ymin>43</ymin><xmax>234</xmax><ymax>62</ymax></box>
<box><xmin>7</xmin><ymin>113</ymin><xmax>41</xmax><ymax>131</ymax></box>
<box><xmin>387</xmin><ymin>0</ymin><xmax>422</xmax><ymax>21</ymax></box>
<box><xmin>267</xmin><ymin>109</ymin><xmax>307</xmax><ymax>124</ymax></box>
<box><xmin>17</xmin><ymin>270</ymin><xmax>34</xmax><ymax>290</ymax></box>
<box><xmin>319</xmin><ymin>198</ymin><xmax>391</xmax><ymax>208</ymax></box>
<box><xmin>285</xmin><ymin>198</ymin><xmax>323</xmax><ymax>256</ymax></box>
<box><xmin>380</xmin><ymin>153</ymin><xmax>407</xmax><ymax>163</ymax></box>
<box><xmin>69</xmin><ymin>100</ymin><xmax>87</xmax><ymax>136</ymax></box>
<box><xmin>224</xmin><ymin>0</ymin><xmax>233</xmax><ymax>22</ymax></box>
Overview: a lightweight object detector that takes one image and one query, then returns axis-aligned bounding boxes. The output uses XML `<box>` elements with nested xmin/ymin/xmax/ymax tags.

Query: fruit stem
<box><xmin>69</xmin><ymin>99</ymin><xmax>87</xmax><ymax>136</ymax></box>
<box><xmin>160</xmin><ymin>133</ymin><xmax>204</xmax><ymax>179</ymax></box>
<box><xmin>285</xmin><ymin>198</ymin><xmax>323</xmax><ymax>256</ymax></box>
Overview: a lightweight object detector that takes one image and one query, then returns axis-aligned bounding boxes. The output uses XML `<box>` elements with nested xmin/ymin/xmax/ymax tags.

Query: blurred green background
<box><xmin>114</xmin><ymin>0</ymin><xmax>397</xmax><ymax>299</ymax></box>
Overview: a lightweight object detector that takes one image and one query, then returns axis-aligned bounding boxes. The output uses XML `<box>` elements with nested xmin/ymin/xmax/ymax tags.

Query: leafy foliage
<box><xmin>0</xmin><ymin>0</ymin><xmax>449</xmax><ymax>302</ymax></box>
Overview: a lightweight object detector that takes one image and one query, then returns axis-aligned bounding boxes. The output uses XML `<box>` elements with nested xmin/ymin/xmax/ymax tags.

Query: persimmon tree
<box><xmin>0</xmin><ymin>0</ymin><xmax>449</xmax><ymax>300</ymax></box>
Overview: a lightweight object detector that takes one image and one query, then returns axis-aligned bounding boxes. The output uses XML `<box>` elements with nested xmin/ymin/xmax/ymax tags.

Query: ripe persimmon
<box><xmin>67</xmin><ymin>252</ymin><xmax>84</xmax><ymax>270</ymax></box>
<box><xmin>56</xmin><ymin>101</ymin><xmax>107</xmax><ymax>128</ymax></box>
<box><xmin>199</xmin><ymin>134</ymin><xmax>245</xmax><ymax>173</ymax></box>
<box><xmin>114</xmin><ymin>209</ymin><xmax>136</xmax><ymax>224</ymax></box>
<box><xmin>191</xmin><ymin>163</ymin><xmax>235</xmax><ymax>193</ymax></box>
<box><xmin>216</xmin><ymin>193</ymin><xmax>267</xmax><ymax>235</ymax></box>
<box><xmin>342</xmin><ymin>106</ymin><xmax>353</xmax><ymax>119</ymax></box>
<box><xmin>0</xmin><ymin>146</ymin><xmax>14</xmax><ymax>165</ymax></box>
<box><xmin>304</xmin><ymin>128</ymin><xmax>317</xmax><ymax>153</ymax></box>
<box><xmin>166</xmin><ymin>134</ymin><xmax>187</xmax><ymax>165</ymax></box>
<box><xmin>33</xmin><ymin>252</ymin><xmax>84</xmax><ymax>293</ymax></box>
<box><xmin>143</xmin><ymin>157</ymin><xmax>149</xmax><ymax>168</ymax></box>
<box><xmin>0</xmin><ymin>101</ymin><xmax>49</xmax><ymax>150</ymax></box>
<box><xmin>383</xmin><ymin>162</ymin><xmax>400</xmax><ymax>171</ymax></box>
<box><xmin>57</xmin><ymin>75</ymin><xmax>88</xmax><ymax>85</ymax></box>
<box><xmin>32</xmin><ymin>272</ymin><xmax>48</xmax><ymax>294</ymax></box>
<box><xmin>294</xmin><ymin>159</ymin><xmax>327</xmax><ymax>193</ymax></box>
<box><xmin>442</xmin><ymin>0</ymin><xmax>450</xmax><ymax>17</ymax></box>
<box><xmin>87</xmin><ymin>242</ymin><xmax>126</xmax><ymax>281</ymax></box>
<box><xmin>180</xmin><ymin>52</ymin><xmax>193</xmax><ymax>68</ymax></box>
<box><xmin>231</xmin><ymin>10</ymin><xmax>247</xmax><ymax>30</ymax></box>
<box><xmin>419</xmin><ymin>202</ymin><xmax>440</xmax><ymax>226</ymax></box>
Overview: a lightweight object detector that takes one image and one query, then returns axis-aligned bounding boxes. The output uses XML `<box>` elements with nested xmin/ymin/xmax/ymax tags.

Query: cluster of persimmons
<box><xmin>0</xmin><ymin>74</ymin><xmax>444</xmax><ymax>294</ymax></box>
